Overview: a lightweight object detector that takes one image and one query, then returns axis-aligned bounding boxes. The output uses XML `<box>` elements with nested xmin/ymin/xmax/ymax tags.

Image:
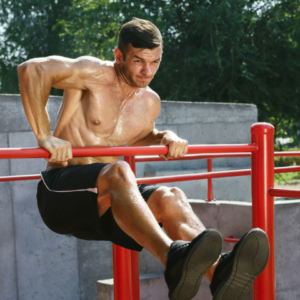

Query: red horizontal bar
<box><xmin>0</xmin><ymin>146</ymin><xmax>169</xmax><ymax>159</ymax></box>
<box><xmin>2</xmin><ymin>164</ymin><xmax>299</xmax><ymax>183</ymax></box>
<box><xmin>135</xmin><ymin>153</ymin><xmax>251</xmax><ymax>163</ymax></box>
<box><xmin>274</xmin><ymin>151</ymin><xmax>300</xmax><ymax>157</ymax></box>
<box><xmin>136</xmin><ymin>169</ymin><xmax>251</xmax><ymax>185</ymax></box>
<box><xmin>134</xmin><ymin>151</ymin><xmax>300</xmax><ymax>163</ymax></box>
<box><xmin>274</xmin><ymin>166</ymin><xmax>300</xmax><ymax>173</ymax></box>
<box><xmin>224</xmin><ymin>235</ymin><xmax>239</xmax><ymax>243</ymax></box>
<box><xmin>269</xmin><ymin>188</ymin><xmax>300</xmax><ymax>198</ymax></box>
<box><xmin>0</xmin><ymin>144</ymin><xmax>258</xmax><ymax>160</ymax></box>
<box><xmin>0</xmin><ymin>174</ymin><xmax>41</xmax><ymax>182</ymax></box>
<box><xmin>0</xmin><ymin>169</ymin><xmax>252</xmax><ymax>183</ymax></box>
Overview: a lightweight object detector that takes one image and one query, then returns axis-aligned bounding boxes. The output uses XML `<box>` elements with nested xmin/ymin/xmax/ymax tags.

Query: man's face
<box><xmin>116</xmin><ymin>44</ymin><xmax>162</xmax><ymax>88</ymax></box>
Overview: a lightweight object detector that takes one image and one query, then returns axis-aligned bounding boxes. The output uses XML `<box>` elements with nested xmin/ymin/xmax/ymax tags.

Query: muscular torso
<box><xmin>48</xmin><ymin>62</ymin><xmax>158</xmax><ymax>169</ymax></box>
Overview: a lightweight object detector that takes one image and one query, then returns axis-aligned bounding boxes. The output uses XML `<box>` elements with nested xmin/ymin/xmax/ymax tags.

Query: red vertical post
<box><xmin>113</xmin><ymin>155</ymin><xmax>140</xmax><ymax>300</ymax></box>
<box><xmin>127</xmin><ymin>156</ymin><xmax>140</xmax><ymax>300</ymax></box>
<box><xmin>206</xmin><ymin>158</ymin><xmax>215</xmax><ymax>201</ymax></box>
<box><xmin>113</xmin><ymin>244</ymin><xmax>132</xmax><ymax>299</ymax></box>
<box><xmin>251</xmin><ymin>123</ymin><xmax>276</xmax><ymax>300</ymax></box>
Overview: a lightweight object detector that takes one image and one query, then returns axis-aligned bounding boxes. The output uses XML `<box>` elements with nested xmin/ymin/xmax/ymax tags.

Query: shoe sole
<box><xmin>169</xmin><ymin>229</ymin><xmax>222</xmax><ymax>300</ymax></box>
<box><xmin>213</xmin><ymin>228</ymin><xmax>270</xmax><ymax>300</ymax></box>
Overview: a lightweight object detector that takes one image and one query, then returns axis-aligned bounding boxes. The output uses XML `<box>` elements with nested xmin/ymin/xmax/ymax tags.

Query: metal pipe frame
<box><xmin>4</xmin><ymin>127</ymin><xmax>300</xmax><ymax>300</ymax></box>
<box><xmin>269</xmin><ymin>188</ymin><xmax>300</xmax><ymax>198</ymax></box>
<box><xmin>251</xmin><ymin>123</ymin><xmax>276</xmax><ymax>300</ymax></box>
<box><xmin>205</xmin><ymin>158</ymin><xmax>215</xmax><ymax>201</ymax></box>
<box><xmin>0</xmin><ymin>144</ymin><xmax>258</xmax><ymax>160</ymax></box>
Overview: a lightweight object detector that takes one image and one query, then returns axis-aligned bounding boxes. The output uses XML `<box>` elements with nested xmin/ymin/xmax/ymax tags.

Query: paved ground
<box><xmin>274</xmin><ymin>180</ymin><xmax>300</xmax><ymax>200</ymax></box>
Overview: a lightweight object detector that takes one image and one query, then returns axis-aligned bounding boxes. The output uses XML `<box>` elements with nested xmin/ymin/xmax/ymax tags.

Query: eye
<box><xmin>134</xmin><ymin>60</ymin><xmax>142</xmax><ymax>63</ymax></box>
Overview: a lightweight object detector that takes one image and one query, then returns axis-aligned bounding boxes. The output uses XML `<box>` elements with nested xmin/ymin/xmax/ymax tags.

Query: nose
<box><xmin>141</xmin><ymin>63</ymin><xmax>152</xmax><ymax>76</ymax></box>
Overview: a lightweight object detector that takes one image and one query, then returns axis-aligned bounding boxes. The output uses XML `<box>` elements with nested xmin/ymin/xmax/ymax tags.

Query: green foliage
<box><xmin>54</xmin><ymin>0</ymin><xmax>300</xmax><ymax>138</ymax></box>
<box><xmin>274</xmin><ymin>171</ymin><xmax>300</xmax><ymax>184</ymax></box>
<box><xmin>54</xmin><ymin>0</ymin><xmax>120</xmax><ymax>60</ymax></box>
<box><xmin>274</xmin><ymin>146</ymin><xmax>300</xmax><ymax>183</ymax></box>
<box><xmin>1</xmin><ymin>0</ymin><xmax>300</xmax><ymax>138</ymax></box>
<box><xmin>0</xmin><ymin>0</ymin><xmax>76</xmax><ymax>95</ymax></box>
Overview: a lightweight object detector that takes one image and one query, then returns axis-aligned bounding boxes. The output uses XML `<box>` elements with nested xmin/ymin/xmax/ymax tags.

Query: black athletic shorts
<box><xmin>36</xmin><ymin>163</ymin><xmax>160</xmax><ymax>252</ymax></box>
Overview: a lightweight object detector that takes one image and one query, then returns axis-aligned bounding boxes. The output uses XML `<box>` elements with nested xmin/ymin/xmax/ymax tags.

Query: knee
<box><xmin>95</xmin><ymin>161</ymin><xmax>136</xmax><ymax>210</ymax></box>
<box><xmin>96</xmin><ymin>161</ymin><xmax>136</xmax><ymax>189</ymax></box>
<box><xmin>100</xmin><ymin>161</ymin><xmax>135</xmax><ymax>186</ymax></box>
<box><xmin>157</xmin><ymin>186</ymin><xmax>189</xmax><ymax>212</ymax></box>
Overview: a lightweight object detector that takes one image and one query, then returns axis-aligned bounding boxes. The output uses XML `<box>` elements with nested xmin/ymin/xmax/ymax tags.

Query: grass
<box><xmin>274</xmin><ymin>172</ymin><xmax>300</xmax><ymax>184</ymax></box>
<box><xmin>274</xmin><ymin>145</ymin><xmax>300</xmax><ymax>184</ymax></box>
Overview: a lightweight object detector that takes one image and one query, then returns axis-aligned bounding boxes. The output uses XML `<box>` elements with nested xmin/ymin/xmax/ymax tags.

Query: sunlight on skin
<box><xmin>114</xmin><ymin>44</ymin><xmax>163</xmax><ymax>88</ymax></box>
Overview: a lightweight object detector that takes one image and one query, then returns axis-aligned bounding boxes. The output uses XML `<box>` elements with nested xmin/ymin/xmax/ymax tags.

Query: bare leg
<box><xmin>95</xmin><ymin>161</ymin><xmax>172</xmax><ymax>266</ymax></box>
<box><xmin>147</xmin><ymin>186</ymin><xmax>219</xmax><ymax>281</ymax></box>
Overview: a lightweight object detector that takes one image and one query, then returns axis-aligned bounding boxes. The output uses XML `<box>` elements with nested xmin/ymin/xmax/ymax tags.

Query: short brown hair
<box><xmin>118</xmin><ymin>18</ymin><xmax>163</xmax><ymax>54</ymax></box>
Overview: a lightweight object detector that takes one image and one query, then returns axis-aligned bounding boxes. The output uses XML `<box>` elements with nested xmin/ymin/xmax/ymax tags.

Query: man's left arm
<box><xmin>128</xmin><ymin>121</ymin><xmax>188</xmax><ymax>160</ymax></box>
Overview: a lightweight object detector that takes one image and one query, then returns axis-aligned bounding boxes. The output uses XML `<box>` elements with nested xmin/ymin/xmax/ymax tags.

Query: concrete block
<box><xmin>0</xmin><ymin>94</ymin><xmax>61</xmax><ymax>132</ymax></box>
<box><xmin>97</xmin><ymin>271</ymin><xmax>252</xmax><ymax>300</ymax></box>
<box><xmin>177</xmin><ymin>122</ymin><xmax>253</xmax><ymax>145</ymax></box>
<box><xmin>274</xmin><ymin>200</ymin><xmax>300</xmax><ymax>297</ymax></box>
<box><xmin>156</xmin><ymin>102</ymin><xmax>257</xmax><ymax>126</ymax></box>
<box><xmin>97</xmin><ymin>272</ymin><xmax>169</xmax><ymax>300</ymax></box>
<box><xmin>11</xmin><ymin>180</ymin><xmax>80</xmax><ymax>300</ymax></box>
<box><xmin>0</xmin><ymin>95</ymin><xmax>32</xmax><ymax>132</ymax></box>
<box><xmin>0</xmin><ymin>132</ymin><xmax>18</xmax><ymax>300</ymax></box>
<box><xmin>9</xmin><ymin>131</ymin><xmax>47</xmax><ymax>174</ymax></box>
<box><xmin>97</xmin><ymin>278</ymin><xmax>114</xmax><ymax>300</ymax></box>
<box><xmin>77</xmin><ymin>240</ymin><xmax>113</xmax><ymax>300</ymax></box>
<box><xmin>139</xmin><ymin>249</ymin><xmax>164</xmax><ymax>275</ymax></box>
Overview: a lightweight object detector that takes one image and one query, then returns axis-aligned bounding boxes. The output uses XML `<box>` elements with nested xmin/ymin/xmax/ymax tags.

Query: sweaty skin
<box><xmin>17</xmin><ymin>45</ymin><xmax>188</xmax><ymax>168</ymax></box>
<box><xmin>17</xmin><ymin>44</ymin><xmax>219</xmax><ymax>278</ymax></box>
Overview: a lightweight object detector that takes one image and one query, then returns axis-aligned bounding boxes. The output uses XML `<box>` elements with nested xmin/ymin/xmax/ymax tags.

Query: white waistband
<box><xmin>40</xmin><ymin>172</ymin><xmax>98</xmax><ymax>194</ymax></box>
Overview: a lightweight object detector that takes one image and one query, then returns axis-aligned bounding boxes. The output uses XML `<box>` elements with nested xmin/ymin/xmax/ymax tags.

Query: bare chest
<box><xmin>84</xmin><ymin>91</ymin><xmax>151</xmax><ymax>145</ymax></box>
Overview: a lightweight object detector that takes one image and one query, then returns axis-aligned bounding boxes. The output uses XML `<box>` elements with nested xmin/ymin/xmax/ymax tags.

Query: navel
<box><xmin>92</xmin><ymin>119</ymin><xmax>101</xmax><ymax>126</ymax></box>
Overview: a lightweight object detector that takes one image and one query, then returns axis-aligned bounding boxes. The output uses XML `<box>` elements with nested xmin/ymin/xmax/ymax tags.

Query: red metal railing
<box><xmin>4</xmin><ymin>123</ymin><xmax>300</xmax><ymax>300</ymax></box>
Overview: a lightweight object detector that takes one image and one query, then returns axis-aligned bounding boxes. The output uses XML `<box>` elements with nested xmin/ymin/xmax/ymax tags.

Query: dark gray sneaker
<box><xmin>164</xmin><ymin>229</ymin><xmax>222</xmax><ymax>300</ymax></box>
<box><xmin>210</xmin><ymin>228</ymin><xmax>270</xmax><ymax>300</ymax></box>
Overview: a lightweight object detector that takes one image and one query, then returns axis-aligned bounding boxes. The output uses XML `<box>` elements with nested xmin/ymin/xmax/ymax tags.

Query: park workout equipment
<box><xmin>1</xmin><ymin>123</ymin><xmax>300</xmax><ymax>300</ymax></box>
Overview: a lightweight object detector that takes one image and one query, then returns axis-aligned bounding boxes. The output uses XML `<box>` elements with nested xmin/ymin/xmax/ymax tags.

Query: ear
<box><xmin>114</xmin><ymin>48</ymin><xmax>123</xmax><ymax>64</ymax></box>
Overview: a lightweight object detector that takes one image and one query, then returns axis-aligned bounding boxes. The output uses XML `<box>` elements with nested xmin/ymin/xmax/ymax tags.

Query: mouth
<box><xmin>136</xmin><ymin>76</ymin><xmax>152</xmax><ymax>81</ymax></box>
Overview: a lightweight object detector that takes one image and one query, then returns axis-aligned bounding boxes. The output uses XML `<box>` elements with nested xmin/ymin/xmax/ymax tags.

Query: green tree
<box><xmin>1</xmin><ymin>0</ymin><xmax>300</xmax><ymax>140</ymax></box>
<box><xmin>0</xmin><ymin>0</ymin><xmax>75</xmax><ymax>95</ymax></box>
<box><xmin>56</xmin><ymin>0</ymin><xmax>300</xmax><ymax>138</ymax></box>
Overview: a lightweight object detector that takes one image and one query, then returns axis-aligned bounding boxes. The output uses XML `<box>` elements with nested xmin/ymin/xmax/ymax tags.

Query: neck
<box><xmin>114</xmin><ymin>62</ymin><xmax>140</xmax><ymax>96</ymax></box>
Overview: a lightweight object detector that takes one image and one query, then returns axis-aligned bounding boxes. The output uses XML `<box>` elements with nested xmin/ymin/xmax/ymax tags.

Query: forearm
<box><xmin>131</xmin><ymin>129</ymin><xmax>167</xmax><ymax>146</ymax></box>
<box><xmin>17</xmin><ymin>61</ymin><xmax>52</xmax><ymax>141</ymax></box>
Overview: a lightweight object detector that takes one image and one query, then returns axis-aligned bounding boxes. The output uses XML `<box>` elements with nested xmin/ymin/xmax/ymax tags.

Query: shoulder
<box><xmin>143</xmin><ymin>87</ymin><xmax>161</xmax><ymax>120</ymax></box>
<box><xmin>144</xmin><ymin>86</ymin><xmax>161</xmax><ymax>106</ymax></box>
<box><xmin>75</xmin><ymin>56</ymin><xmax>116</xmax><ymax>84</ymax></box>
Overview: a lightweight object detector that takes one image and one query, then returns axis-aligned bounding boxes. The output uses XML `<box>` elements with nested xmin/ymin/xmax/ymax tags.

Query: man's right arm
<box><xmin>17</xmin><ymin>55</ymin><xmax>106</xmax><ymax>166</ymax></box>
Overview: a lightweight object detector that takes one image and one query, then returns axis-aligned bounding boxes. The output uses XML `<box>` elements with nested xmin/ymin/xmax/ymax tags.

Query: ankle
<box><xmin>205</xmin><ymin>256</ymin><xmax>220</xmax><ymax>282</ymax></box>
<box><xmin>159</xmin><ymin>244</ymin><xmax>171</xmax><ymax>267</ymax></box>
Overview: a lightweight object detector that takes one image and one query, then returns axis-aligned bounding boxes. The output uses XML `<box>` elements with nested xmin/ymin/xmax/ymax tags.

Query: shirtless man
<box><xmin>17</xmin><ymin>18</ymin><xmax>269</xmax><ymax>300</ymax></box>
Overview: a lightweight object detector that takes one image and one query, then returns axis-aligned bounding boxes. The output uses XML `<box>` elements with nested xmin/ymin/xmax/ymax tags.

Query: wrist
<box><xmin>36</xmin><ymin>132</ymin><xmax>52</xmax><ymax>142</ymax></box>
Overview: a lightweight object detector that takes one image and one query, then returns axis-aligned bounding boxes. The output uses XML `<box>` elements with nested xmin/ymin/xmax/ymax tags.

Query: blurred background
<box><xmin>0</xmin><ymin>0</ymin><xmax>300</xmax><ymax>183</ymax></box>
